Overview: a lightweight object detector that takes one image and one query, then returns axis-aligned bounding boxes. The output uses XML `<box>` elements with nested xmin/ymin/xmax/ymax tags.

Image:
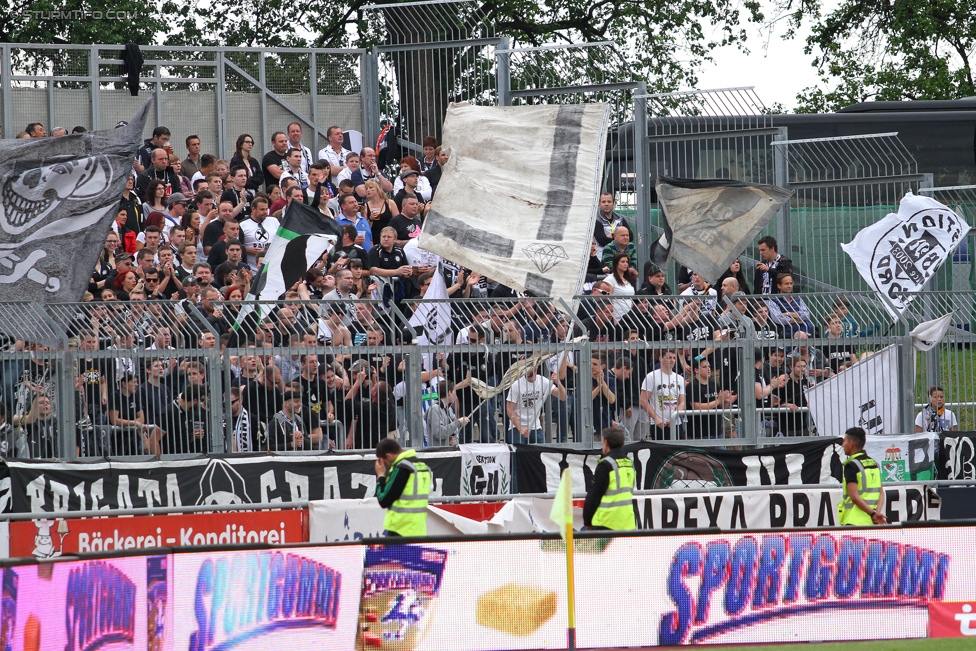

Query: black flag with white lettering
<box><xmin>513</xmin><ymin>438</ymin><xmax>843</xmax><ymax>494</ymax></box>
<box><xmin>0</xmin><ymin>97</ymin><xmax>150</xmax><ymax>342</ymax></box>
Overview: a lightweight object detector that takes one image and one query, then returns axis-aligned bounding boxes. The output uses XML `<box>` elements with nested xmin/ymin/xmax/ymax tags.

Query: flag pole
<box><xmin>563</xmin><ymin>469</ymin><xmax>577</xmax><ymax>651</ymax></box>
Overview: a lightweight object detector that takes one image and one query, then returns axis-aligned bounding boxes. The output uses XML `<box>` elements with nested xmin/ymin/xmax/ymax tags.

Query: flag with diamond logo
<box><xmin>419</xmin><ymin>103</ymin><xmax>610</xmax><ymax>311</ymax></box>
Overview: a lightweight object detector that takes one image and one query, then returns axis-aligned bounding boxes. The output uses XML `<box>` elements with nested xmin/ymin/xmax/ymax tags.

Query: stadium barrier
<box><xmin>0</xmin><ymin>291</ymin><xmax>948</xmax><ymax>462</ymax></box>
<box><xmin>0</xmin><ymin>522</ymin><xmax>971</xmax><ymax>649</ymax></box>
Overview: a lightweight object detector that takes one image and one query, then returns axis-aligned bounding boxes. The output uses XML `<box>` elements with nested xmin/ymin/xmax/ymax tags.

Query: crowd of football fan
<box><xmin>0</xmin><ymin>121</ymin><xmax>954</xmax><ymax>460</ymax></box>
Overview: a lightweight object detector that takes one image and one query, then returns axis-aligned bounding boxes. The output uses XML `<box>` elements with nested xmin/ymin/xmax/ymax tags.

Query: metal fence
<box><xmin>0</xmin><ymin>290</ymin><xmax>962</xmax><ymax>461</ymax></box>
<box><xmin>0</xmin><ymin>44</ymin><xmax>368</xmax><ymax>158</ymax></box>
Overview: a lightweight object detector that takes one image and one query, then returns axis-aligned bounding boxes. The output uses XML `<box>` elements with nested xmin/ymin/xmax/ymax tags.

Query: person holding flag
<box><xmin>233</xmin><ymin>199</ymin><xmax>341</xmax><ymax>334</ymax></box>
<box><xmin>583</xmin><ymin>426</ymin><xmax>636</xmax><ymax>531</ymax></box>
<box><xmin>374</xmin><ymin>438</ymin><xmax>432</xmax><ymax>537</ymax></box>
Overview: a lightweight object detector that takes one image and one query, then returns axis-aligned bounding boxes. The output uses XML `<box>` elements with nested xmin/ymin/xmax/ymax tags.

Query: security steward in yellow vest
<box><xmin>583</xmin><ymin>427</ymin><xmax>636</xmax><ymax>530</ymax></box>
<box><xmin>839</xmin><ymin>427</ymin><xmax>887</xmax><ymax>526</ymax></box>
<box><xmin>375</xmin><ymin>438</ymin><xmax>432</xmax><ymax>536</ymax></box>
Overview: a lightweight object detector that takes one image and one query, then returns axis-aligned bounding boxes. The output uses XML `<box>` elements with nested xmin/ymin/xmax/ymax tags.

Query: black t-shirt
<box><xmin>77</xmin><ymin>357</ymin><xmax>110</xmax><ymax>413</ymax></box>
<box><xmin>203</xmin><ymin>219</ymin><xmax>228</xmax><ymax>252</ymax></box>
<box><xmin>687</xmin><ymin>378</ymin><xmax>722</xmax><ymax>439</ymax></box>
<box><xmin>389</xmin><ymin>215</ymin><xmax>423</xmax><ymax>242</ymax></box>
<box><xmin>581</xmin><ymin>317</ymin><xmax>620</xmax><ymax>343</ymax></box>
<box><xmin>368</xmin><ymin>245</ymin><xmax>407</xmax><ymax>272</ymax></box>
<box><xmin>755</xmin><ymin>367</ymin><xmax>772</xmax><ymax>410</ymax></box>
<box><xmin>161</xmin><ymin>403</ymin><xmax>210</xmax><ymax>454</ymax></box>
<box><xmin>774</xmin><ymin>378</ymin><xmax>809</xmax><ymax>435</ymax></box>
<box><xmin>262</xmin><ymin>150</ymin><xmax>287</xmax><ymax>192</ymax></box>
<box><xmin>299</xmin><ymin>376</ymin><xmax>328</xmax><ymax>433</ymax></box>
<box><xmin>26</xmin><ymin>418</ymin><xmax>59</xmax><ymax>459</ymax></box>
<box><xmin>220</xmin><ymin>188</ymin><xmax>253</xmax><ymax>221</ymax></box>
<box><xmin>823</xmin><ymin>342</ymin><xmax>857</xmax><ymax>373</ymax></box>
<box><xmin>682</xmin><ymin>313</ymin><xmax>719</xmax><ymax>346</ymax></box>
<box><xmin>394</xmin><ymin>189</ymin><xmax>425</xmax><ymax>212</ymax></box>
<box><xmin>108</xmin><ymin>387</ymin><xmax>140</xmax><ymax>421</ymax></box>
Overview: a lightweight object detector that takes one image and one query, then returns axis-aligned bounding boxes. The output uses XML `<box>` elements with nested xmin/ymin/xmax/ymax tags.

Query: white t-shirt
<box><xmin>507</xmin><ymin>375</ymin><xmax>553</xmax><ymax>430</ymax></box>
<box><xmin>318</xmin><ymin>145</ymin><xmax>353</xmax><ymax>185</ymax></box>
<box><xmin>680</xmin><ymin>284</ymin><xmax>719</xmax><ymax>313</ymax></box>
<box><xmin>641</xmin><ymin>369</ymin><xmax>685</xmax><ymax>423</ymax></box>
<box><xmin>239</xmin><ymin>216</ymin><xmax>280</xmax><ymax>271</ymax></box>
<box><xmin>915</xmin><ymin>406</ymin><xmax>958</xmax><ymax>432</ymax></box>
<box><xmin>604</xmin><ymin>274</ymin><xmax>635</xmax><ymax>320</ymax></box>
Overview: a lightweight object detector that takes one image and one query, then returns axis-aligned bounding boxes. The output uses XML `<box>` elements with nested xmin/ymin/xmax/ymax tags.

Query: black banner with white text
<box><xmin>513</xmin><ymin>439</ymin><xmax>844</xmax><ymax>495</ymax></box>
<box><xmin>0</xmin><ymin>452</ymin><xmax>463</xmax><ymax>514</ymax></box>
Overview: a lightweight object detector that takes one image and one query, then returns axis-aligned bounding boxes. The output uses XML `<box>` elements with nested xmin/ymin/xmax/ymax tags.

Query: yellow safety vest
<box><xmin>838</xmin><ymin>451</ymin><xmax>882</xmax><ymax>526</ymax></box>
<box><xmin>592</xmin><ymin>456</ymin><xmax>636</xmax><ymax>530</ymax></box>
<box><xmin>383</xmin><ymin>449</ymin><xmax>431</xmax><ymax>536</ymax></box>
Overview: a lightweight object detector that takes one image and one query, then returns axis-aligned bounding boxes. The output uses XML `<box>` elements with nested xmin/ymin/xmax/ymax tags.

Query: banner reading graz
<box><xmin>513</xmin><ymin>439</ymin><xmax>844</xmax><ymax>495</ymax></box>
<box><xmin>0</xmin><ymin>451</ymin><xmax>463</xmax><ymax>514</ymax></box>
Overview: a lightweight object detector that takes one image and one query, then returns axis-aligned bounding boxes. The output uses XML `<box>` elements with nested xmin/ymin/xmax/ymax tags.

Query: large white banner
<box><xmin>806</xmin><ymin>344</ymin><xmax>899</xmax><ymax>438</ymax></box>
<box><xmin>309</xmin><ymin>486</ymin><xmax>939</xmax><ymax>541</ymax></box>
<box><xmin>419</xmin><ymin>103</ymin><xmax>609</xmax><ymax>305</ymax></box>
<box><xmin>841</xmin><ymin>192</ymin><xmax>970</xmax><ymax>319</ymax></box>
<box><xmin>460</xmin><ymin>443</ymin><xmax>512</xmax><ymax>496</ymax></box>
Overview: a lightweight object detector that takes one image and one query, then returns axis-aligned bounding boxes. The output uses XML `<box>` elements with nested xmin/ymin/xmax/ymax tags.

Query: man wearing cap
<box><xmin>639</xmin><ymin>263</ymin><xmax>673</xmax><ymax>296</ymax></box>
<box><xmin>162</xmin><ymin>193</ymin><xmax>187</xmax><ymax>239</ymax></box>
<box><xmin>394</xmin><ymin>169</ymin><xmax>426</xmax><ymax>212</ymax></box>
<box><xmin>267</xmin><ymin>390</ymin><xmax>306</xmax><ymax>451</ymax></box>
<box><xmin>104</xmin><ymin>253</ymin><xmax>136</xmax><ymax>291</ymax></box>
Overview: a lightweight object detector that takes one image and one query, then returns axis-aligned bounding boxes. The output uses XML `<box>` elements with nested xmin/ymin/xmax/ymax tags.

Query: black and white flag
<box><xmin>409</xmin><ymin>261</ymin><xmax>451</xmax><ymax>345</ymax></box>
<box><xmin>236</xmin><ymin>199</ymin><xmax>341</xmax><ymax>329</ymax></box>
<box><xmin>0</xmin><ymin>98</ymin><xmax>150</xmax><ymax>341</ymax></box>
<box><xmin>842</xmin><ymin>192</ymin><xmax>970</xmax><ymax>319</ymax></box>
<box><xmin>419</xmin><ymin>103</ymin><xmax>609</xmax><ymax>308</ymax></box>
<box><xmin>650</xmin><ymin>177</ymin><xmax>792</xmax><ymax>284</ymax></box>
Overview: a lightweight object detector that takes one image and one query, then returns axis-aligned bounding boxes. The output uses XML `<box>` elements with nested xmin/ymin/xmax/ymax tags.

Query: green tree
<box><xmin>792</xmin><ymin>0</ymin><xmax>976</xmax><ymax>112</ymax></box>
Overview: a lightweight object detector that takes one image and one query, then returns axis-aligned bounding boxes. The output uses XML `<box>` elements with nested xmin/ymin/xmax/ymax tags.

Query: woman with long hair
<box><xmin>348</xmin><ymin>259</ymin><xmax>375</xmax><ymax>298</ymax></box>
<box><xmin>362</xmin><ymin>179</ymin><xmax>398</xmax><ymax>244</ymax></box>
<box><xmin>142</xmin><ymin>179</ymin><xmax>167</xmax><ymax>216</ymax></box>
<box><xmin>311</xmin><ymin>183</ymin><xmax>335</xmax><ymax>217</ymax></box>
<box><xmin>604</xmin><ymin>251</ymin><xmax>636</xmax><ymax>320</ymax></box>
<box><xmin>181</xmin><ymin>209</ymin><xmax>201</xmax><ymax>249</ymax></box>
<box><xmin>113</xmin><ymin>270</ymin><xmax>141</xmax><ymax>301</ymax></box>
<box><xmin>91</xmin><ymin>232</ymin><xmax>121</xmax><ymax>292</ymax></box>
<box><xmin>230</xmin><ymin>134</ymin><xmax>265</xmax><ymax>191</ymax></box>
<box><xmin>716</xmin><ymin>258</ymin><xmax>751</xmax><ymax>298</ymax></box>
<box><xmin>170</xmin><ymin>155</ymin><xmax>193</xmax><ymax>196</ymax></box>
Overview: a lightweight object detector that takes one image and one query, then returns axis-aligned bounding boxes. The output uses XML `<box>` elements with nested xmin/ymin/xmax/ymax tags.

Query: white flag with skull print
<box><xmin>0</xmin><ymin>97</ymin><xmax>150</xmax><ymax>340</ymax></box>
<box><xmin>841</xmin><ymin>192</ymin><xmax>970</xmax><ymax>320</ymax></box>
